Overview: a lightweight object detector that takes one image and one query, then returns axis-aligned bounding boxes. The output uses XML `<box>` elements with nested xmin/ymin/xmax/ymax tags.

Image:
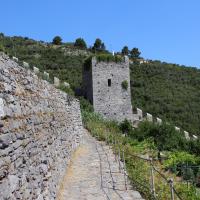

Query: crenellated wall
<box><xmin>133</xmin><ymin>107</ymin><xmax>198</xmax><ymax>140</ymax></box>
<box><xmin>0</xmin><ymin>53</ymin><xmax>83</xmax><ymax>199</ymax></box>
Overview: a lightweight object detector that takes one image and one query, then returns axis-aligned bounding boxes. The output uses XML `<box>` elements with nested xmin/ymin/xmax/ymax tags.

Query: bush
<box><xmin>187</xmin><ymin>139</ymin><xmax>200</xmax><ymax>155</ymax></box>
<box><xmin>164</xmin><ymin>151</ymin><xmax>198</xmax><ymax>169</ymax></box>
<box><xmin>52</xmin><ymin>36</ymin><xmax>62</xmax><ymax>45</ymax></box>
<box><xmin>133</xmin><ymin>121</ymin><xmax>187</xmax><ymax>151</ymax></box>
<box><xmin>58</xmin><ymin>84</ymin><xmax>74</xmax><ymax>96</ymax></box>
<box><xmin>121</xmin><ymin>80</ymin><xmax>128</xmax><ymax>90</ymax></box>
<box><xmin>96</xmin><ymin>54</ymin><xmax>123</xmax><ymax>63</ymax></box>
<box><xmin>79</xmin><ymin>97</ymin><xmax>94</xmax><ymax>113</ymax></box>
<box><xmin>74</xmin><ymin>38</ymin><xmax>87</xmax><ymax>49</ymax></box>
<box><xmin>119</xmin><ymin>119</ymin><xmax>132</xmax><ymax>134</ymax></box>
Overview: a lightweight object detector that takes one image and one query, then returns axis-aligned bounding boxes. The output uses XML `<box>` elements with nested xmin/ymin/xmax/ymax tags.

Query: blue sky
<box><xmin>1</xmin><ymin>0</ymin><xmax>200</xmax><ymax>67</ymax></box>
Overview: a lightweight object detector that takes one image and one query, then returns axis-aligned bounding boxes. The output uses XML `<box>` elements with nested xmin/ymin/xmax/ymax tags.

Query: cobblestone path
<box><xmin>57</xmin><ymin>131</ymin><xmax>144</xmax><ymax>200</ymax></box>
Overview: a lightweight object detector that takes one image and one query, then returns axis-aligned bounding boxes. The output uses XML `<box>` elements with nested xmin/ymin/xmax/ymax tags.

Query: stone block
<box><xmin>0</xmin><ymin>98</ymin><xmax>5</xmax><ymax>118</ymax></box>
<box><xmin>184</xmin><ymin>131</ymin><xmax>190</xmax><ymax>140</ymax></box>
<box><xmin>12</xmin><ymin>140</ymin><xmax>23</xmax><ymax>150</ymax></box>
<box><xmin>44</xmin><ymin>71</ymin><xmax>49</xmax><ymax>80</ymax></box>
<box><xmin>192</xmin><ymin>135</ymin><xmax>198</xmax><ymax>140</ymax></box>
<box><xmin>12</xmin><ymin>56</ymin><xmax>18</xmax><ymax>62</ymax></box>
<box><xmin>146</xmin><ymin>113</ymin><xmax>153</xmax><ymax>122</ymax></box>
<box><xmin>63</xmin><ymin>82</ymin><xmax>70</xmax><ymax>88</ymax></box>
<box><xmin>23</xmin><ymin>61</ymin><xmax>29</xmax><ymax>68</ymax></box>
<box><xmin>156</xmin><ymin>117</ymin><xmax>162</xmax><ymax>125</ymax></box>
<box><xmin>8</xmin><ymin>174</ymin><xmax>19</xmax><ymax>193</ymax></box>
<box><xmin>54</xmin><ymin>77</ymin><xmax>60</xmax><ymax>87</ymax></box>
<box><xmin>0</xmin><ymin>164</ymin><xmax>9</xmax><ymax>180</ymax></box>
<box><xmin>33</xmin><ymin>66</ymin><xmax>40</xmax><ymax>74</ymax></box>
<box><xmin>0</xmin><ymin>133</ymin><xmax>12</xmax><ymax>149</ymax></box>
<box><xmin>175</xmin><ymin>126</ymin><xmax>180</xmax><ymax>132</ymax></box>
<box><xmin>137</xmin><ymin>108</ymin><xmax>143</xmax><ymax>120</ymax></box>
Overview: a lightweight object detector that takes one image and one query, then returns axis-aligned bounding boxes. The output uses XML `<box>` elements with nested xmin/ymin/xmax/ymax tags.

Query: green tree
<box><xmin>130</xmin><ymin>47</ymin><xmax>141</xmax><ymax>58</ymax></box>
<box><xmin>121</xmin><ymin>46</ymin><xmax>129</xmax><ymax>55</ymax></box>
<box><xmin>0</xmin><ymin>33</ymin><xmax>4</xmax><ymax>38</ymax></box>
<box><xmin>100</xmin><ymin>43</ymin><xmax>106</xmax><ymax>51</ymax></box>
<box><xmin>52</xmin><ymin>36</ymin><xmax>62</xmax><ymax>45</ymax></box>
<box><xmin>74</xmin><ymin>38</ymin><xmax>87</xmax><ymax>49</ymax></box>
<box><xmin>93</xmin><ymin>38</ymin><xmax>102</xmax><ymax>50</ymax></box>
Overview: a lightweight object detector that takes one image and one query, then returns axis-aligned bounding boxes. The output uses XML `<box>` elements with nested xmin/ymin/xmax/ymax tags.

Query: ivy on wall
<box><xmin>122</xmin><ymin>80</ymin><xmax>128</xmax><ymax>90</ymax></box>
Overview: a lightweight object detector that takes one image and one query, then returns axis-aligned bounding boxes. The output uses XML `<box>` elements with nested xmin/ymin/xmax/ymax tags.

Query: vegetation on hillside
<box><xmin>130</xmin><ymin>61</ymin><xmax>200</xmax><ymax>135</ymax></box>
<box><xmin>1</xmin><ymin>32</ymin><xmax>200</xmax><ymax>198</ymax></box>
<box><xmin>0</xmin><ymin>33</ymin><xmax>200</xmax><ymax>136</ymax></box>
<box><xmin>80</xmin><ymin>98</ymin><xmax>200</xmax><ymax>199</ymax></box>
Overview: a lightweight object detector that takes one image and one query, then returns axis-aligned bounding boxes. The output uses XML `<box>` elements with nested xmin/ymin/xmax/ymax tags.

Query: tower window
<box><xmin>108</xmin><ymin>79</ymin><xmax>111</xmax><ymax>87</ymax></box>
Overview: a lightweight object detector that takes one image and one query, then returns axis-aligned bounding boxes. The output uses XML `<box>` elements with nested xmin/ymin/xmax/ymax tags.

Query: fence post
<box><xmin>150</xmin><ymin>158</ymin><xmax>156</xmax><ymax>197</ymax></box>
<box><xmin>107</xmin><ymin>133</ymin><xmax>110</xmax><ymax>149</ymax></box>
<box><xmin>122</xmin><ymin>149</ymin><xmax>127</xmax><ymax>190</ymax></box>
<box><xmin>169</xmin><ymin>178</ymin><xmax>175</xmax><ymax>200</ymax></box>
<box><xmin>118</xmin><ymin>144</ymin><xmax>121</xmax><ymax>172</ymax></box>
<box><xmin>114</xmin><ymin>138</ymin><xmax>117</xmax><ymax>162</ymax></box>
<box><xmin>106</xmin><ymin>133</ymin><xmax>108</xmax><ymax>145</ymax></box>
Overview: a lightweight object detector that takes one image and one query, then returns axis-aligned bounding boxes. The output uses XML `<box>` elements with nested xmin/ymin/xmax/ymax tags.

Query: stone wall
<box><xmin>0</xmin><ymin>53</ymin><xmax>83</xmax><ymax>199</ymax></box>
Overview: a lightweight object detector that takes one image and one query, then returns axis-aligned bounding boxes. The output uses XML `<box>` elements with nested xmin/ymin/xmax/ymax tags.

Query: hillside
<box><xmin>0</xmin><ymin>33</ymin><xmax>200</xmax><ymax>135</ymax></box>
<box><xmin>131</xmin><ymin>61</ymin><xmax>200</xmax><ymax>135</ymax></box>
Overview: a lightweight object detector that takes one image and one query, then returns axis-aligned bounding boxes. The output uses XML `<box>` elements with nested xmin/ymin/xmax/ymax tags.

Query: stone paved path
<box><xmin>57</xmin><ymin>131</ymin><xmax>144</xmax><ymax>200</ymax></box>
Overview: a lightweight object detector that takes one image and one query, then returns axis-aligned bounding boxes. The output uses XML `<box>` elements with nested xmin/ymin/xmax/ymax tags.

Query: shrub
<box><xmin>164</xmin><ymin>151</ymin><xmax>198</xmax><ymax>169</ymax></box>
<box><xmin>121</xmin><ymin>80</ymin><xmax>128</xmax><ymax>90</ymax></box>
<box><xmin>133</xmin><ymin>121</ymin><xmax>187</xmax><ymax>151</ymax></box>
<box><xmin>74</xmin><ymin>38</ymin><xmax>87</xmax><ymax>49</ymax></box>
<box><xmin>96</xmin><ymin>54</ymin><xmax>123</xmax><ymax>63</ymax></box>
<box><xmin>79</xmin><ymin>97</ymin><xmax>94</xmax><ymax>113</ymax></box>
<box><xmin>58</xmin><ymin>84</ymin><xmax>74</xmax><ymax>96</ymax></box>
<box><xmin>52</xmin><ymin>36</ymin><xmax>62</xmax><ymax>45</ymax></box>
<box><xmin>119</xmin><ymin>119</ymin><xmax>132</xmax><ymax>134</ymax></box>
<box><xmin>187</xmin><ymin>139</ymin><xmax>200</xmax><ymax>155</ymax></box>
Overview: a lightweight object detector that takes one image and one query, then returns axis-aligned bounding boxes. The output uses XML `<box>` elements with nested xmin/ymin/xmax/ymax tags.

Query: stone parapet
<box><xmin>0</xmin><ymin>53</ymin><xmax>83</xmax><ymax>199</ymax></box>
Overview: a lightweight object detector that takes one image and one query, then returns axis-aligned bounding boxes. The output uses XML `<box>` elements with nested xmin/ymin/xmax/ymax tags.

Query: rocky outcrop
<box><xmin>0</xmin><ymin>53</ymin><xmax>83</xmax><ymax>199</ymax></box>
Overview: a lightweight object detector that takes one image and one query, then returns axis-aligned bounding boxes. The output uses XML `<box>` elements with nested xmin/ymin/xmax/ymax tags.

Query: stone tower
<box><xmin>83</xmin><ymin>56</ymin><xmax>133</xmax><ymax>122</ymax></box>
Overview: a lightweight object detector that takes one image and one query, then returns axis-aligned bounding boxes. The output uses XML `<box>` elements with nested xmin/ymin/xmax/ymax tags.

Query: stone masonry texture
<box><xmin>0</xmin><ymin>53</ymin><xmax>83</xmax><ymax>199</ymax></box>
<box><xmin>83</xmin><ymin>56</ymin><xmax>133</xmax><ymax>122</ymax></box>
